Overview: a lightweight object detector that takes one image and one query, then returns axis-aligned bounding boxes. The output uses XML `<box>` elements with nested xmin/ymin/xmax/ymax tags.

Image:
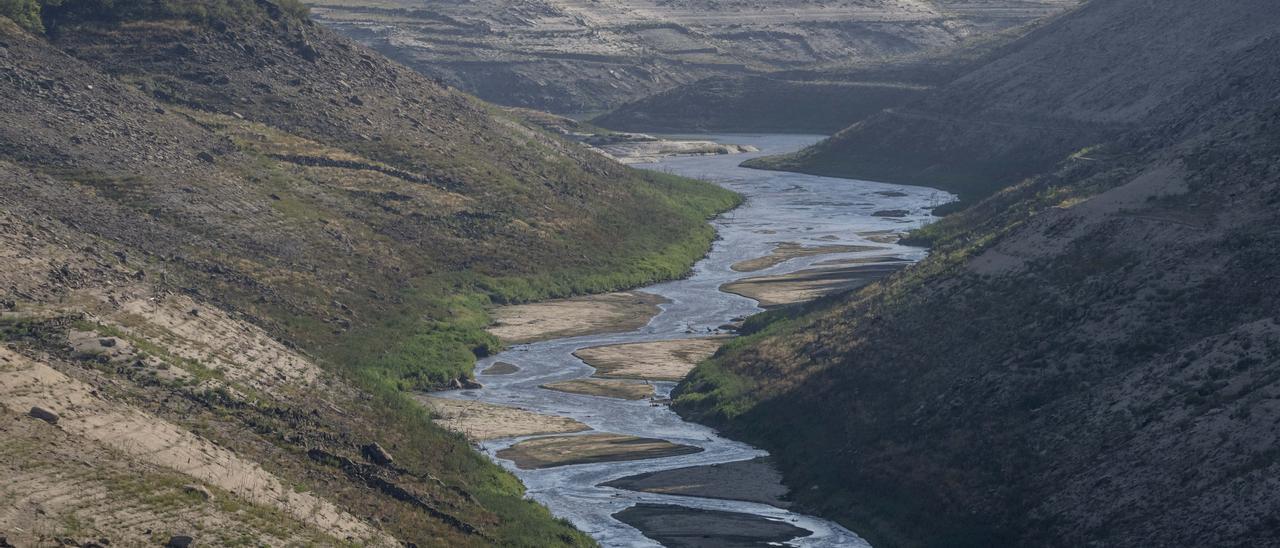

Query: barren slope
<box><xmin>0</xmin><ymin>1</ymin><xmax>739</xmax><ymax>545</ymax></box>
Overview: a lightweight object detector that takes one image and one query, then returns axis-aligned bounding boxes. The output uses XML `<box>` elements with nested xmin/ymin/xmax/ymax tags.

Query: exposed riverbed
<box><xmin>438</xmin><ymin>135</ymin><xmax>950</xmax><ymax>546</ymax></box>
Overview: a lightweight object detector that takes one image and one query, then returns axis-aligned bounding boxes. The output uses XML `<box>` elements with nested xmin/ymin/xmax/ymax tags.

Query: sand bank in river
<box><xmin>601</xmin><ymin>457</ymin><xmax>790</xmax><ymax>507</ymax></box>
<box><xmin>730</xmin><ymin>242</ymin><xmax>885</xmax><ymax>272</ymax></box>
<box><xmin>480</xmin><ymin>361</ymin><xmax>520</xmax><ymax>375</ymax></box>
<box><xmin>720</xmin><ymin>263</ymin><xmax>908</xmax><ymax>308</ymax></box>
<box><xmin>541</xmin><ymin>378</ymin><xmax>655</xmax><ymax>400</ymax></box>
<box><xmin>486</xmin><ymin>291</ymin><xmax>668</xmax><ymax>344</ymax></box>
<box><xmin>813</xmin><ymin>255</ymin><xmax>910</xmax><ymax>267</ymax></box>
<box><xmin>417</xmin><ymin>396</ymin><xmax>589</xmax><ymax>442</ymax></box>
<box><xmin>496</xmin><ymin>433</ymin><xmax>703</xmax><ymax>470</ymax></box>
<box><xmin>574</xmin><ymin>338</ymin><xmax>726</xmax><ymax>382</ymax></box>
<box><xmin>613</xmin><ymin>504</ymin><xmax>811</xmax><ymax>548</ymax></box>
<box><xmin>859</xmin><ymin>229</ymin><xmax>903</xmax><ymax>244</ymax></box>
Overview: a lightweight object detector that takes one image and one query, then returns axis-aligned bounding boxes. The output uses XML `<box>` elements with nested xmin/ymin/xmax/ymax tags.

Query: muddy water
<box><xmin>439</xmin><ymin>135</ymin><xmax>950</xmax><ymax>546</ymax></box>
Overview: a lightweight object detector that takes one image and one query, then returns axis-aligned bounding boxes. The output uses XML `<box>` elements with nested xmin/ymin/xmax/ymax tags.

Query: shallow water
<box><xmin>439</xmin><ymin>134</ymin><xmax>950</xmax><ymax>546</ymax></box>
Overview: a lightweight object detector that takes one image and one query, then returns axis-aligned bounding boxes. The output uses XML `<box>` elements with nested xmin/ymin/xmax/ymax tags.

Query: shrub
<box><xmin>0</xmin><ymin>0</ymin><xmax>44</xmax><ymax>33</ymax></box>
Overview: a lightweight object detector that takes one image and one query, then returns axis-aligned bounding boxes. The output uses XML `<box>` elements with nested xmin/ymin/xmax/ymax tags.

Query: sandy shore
<box><xmin>541</xmin><ymin>378</ymin><xmax>655</xmax><ymax>400</ymax></box>
<box><xmin>730</xmin><ymin>242</ymin><xmax>885</xmax><ymax>272</ymax></box>
<box><xmin>597</xmin><ymin>139</ymin><xmax>759</xmax><ymax>164</ymax></box>
<box><xmin>574</xmin><ymin>338</ymin><xmax>726</xmax><ymax>382</ymax></box>
<box><xmin>486</xmin><ymin>291</ymin><xmax>668</xmax><ymax>345</ymax></box>
<box><xmin>720</xmin><ymin>263</ymin><xmax>908</xmax><ymax>307</ymax></box>
<box><xmin>417</xmin><ymin>396</ymin><xmax>590</xmax><ymax>442</ymax></box>
<box><xmin>601</xmin><ymin>457</ymin><xmax>791</xmax><ymax>507</ymax></box>
<box><xmin>496</xmin><ymin>433</ymin><xmax>703</xmax><ymax>470</ymax></box>
<box><xmin>613</xmin><ymin>504</ymin><xmax>811</xmax><ymax>547</ymax></box>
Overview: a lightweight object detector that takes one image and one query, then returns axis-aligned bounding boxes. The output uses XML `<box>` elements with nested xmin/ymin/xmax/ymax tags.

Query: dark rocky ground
<box><xmin>746</xmin><ymin>0</ymin><xmax>1278</xmax><ymax>202</ymax></box>
<box><xmin>676</xmin><ymin>1</ymin><xmax>1280</xmax><ymax>547</ymax></box>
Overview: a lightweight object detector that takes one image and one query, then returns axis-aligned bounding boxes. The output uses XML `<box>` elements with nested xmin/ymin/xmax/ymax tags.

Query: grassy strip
<box><xmin>331</xmin><ymin>170</ymin><xmax>740</xmax><ymax>392</ymax></box>
<box><xmin>314</xmin><ymin>169</ymin><xmax>739</xmax><ymax>545</ymax></box>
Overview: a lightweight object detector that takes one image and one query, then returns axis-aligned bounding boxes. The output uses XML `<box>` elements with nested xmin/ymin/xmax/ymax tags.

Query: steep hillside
<box><xmin>675</xmin><ymin>1</ymin><xmax>1280</xmax><ymax>547</ymax></box>
<box><xmin>308</xmin><ymin>0</ymin><xmax>1077</xmax><ymax>113</ymax></box>
<box><xmin>748</xmin><ymin>0</ymin><xmax>1275</xmax><ymax>202</ymax></box>
<box><xmin>0</xmin><ymin>2</ymin><xmax>736</xmax><ymax>545</ymax></box>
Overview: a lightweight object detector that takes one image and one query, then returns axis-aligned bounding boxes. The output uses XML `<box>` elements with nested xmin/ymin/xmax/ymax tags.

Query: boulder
<box><xmin>165</xmin><ymin>535</ymin><xmax>193</xmax><ymax>548</ymax></box>
<box><xmin>182</xmin><ymin>484</ymin><xmax>213</xmax><ymax>501</ymax></box>
<box><xmin>28</xmin><ymin>406</ymin><xmax>59</xmax><ymax>425</ymax></box>
<box><xmin>361</xmin><ymin>442</ymin><xmax>394</xmax><ymax>466</ymax></box>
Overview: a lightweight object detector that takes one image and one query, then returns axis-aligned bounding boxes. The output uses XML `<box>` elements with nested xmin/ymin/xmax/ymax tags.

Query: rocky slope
<box><xmin>675</xmin><ymin>1</ymin><xmax>1280</xmax><ymax>547</ymax></box>
<box><xmin>308</xmin><ymin>0</ymin><xmax>1078</xmax><ymax>114</ymax></box>
<box><xmin>747</xmin><ymin>0</ymin><xmax>1275</xmax><ymax>202</ymax></box>
<box><xmin>0</xmin><ymin>2</ymin><xmax>737</xmax><ymax>545</ymax></box>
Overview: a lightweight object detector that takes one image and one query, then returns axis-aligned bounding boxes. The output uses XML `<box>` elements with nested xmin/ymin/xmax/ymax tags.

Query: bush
<box><xmin>0</xmin><ymin>0</ymin><xmax>44</xmax><ymax>33</ymax></box>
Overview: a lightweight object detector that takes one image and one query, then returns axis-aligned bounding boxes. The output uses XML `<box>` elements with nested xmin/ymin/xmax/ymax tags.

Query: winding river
<box><xmin>440</xmin><ymin>135</ymin><xmax>949</xmax><ymax>546</ymax></box>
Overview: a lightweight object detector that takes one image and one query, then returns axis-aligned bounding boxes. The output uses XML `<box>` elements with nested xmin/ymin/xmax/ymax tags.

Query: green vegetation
<box><xmin>0</xmin><ymin>0</ymin><xmax>42</xmax><ymax>33</ymax></box>
<box><xmin>281</xmin><ymin>166</ymin><xmax>740</xmax><ymax>392</ymax></box>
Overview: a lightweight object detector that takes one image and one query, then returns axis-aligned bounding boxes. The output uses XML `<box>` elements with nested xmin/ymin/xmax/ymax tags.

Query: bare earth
<box><xmin>418</xmin><ymin>395</ymin><xmax>590</xmax><ymax>442</ymax></box>
<box><xmin>0</xmin><ymin>348</ymin><xmax>393</xmax><ymax>546</ymax></box>
<box><xmin>496</xmin><ymin>433</ymin><xmax>703</xmax><ymax>470</ymax></box>
<box><xmin>720</xmin><ymin>263</ymin><xmax>908</xmax><ymax>307</ymax></box>
<box><xmin>575</xmin><ymin>338</ymin><xmax>726</xmax><ymax>382</ymax></box>
<box><xmin>486</xmin><ymin>291</ymin><xmax>669</xmax><ymax>345</ymax></box>
<box><xmin>601</xmin><ymin>457</ymin><xmax>791</xmax><ymax>507</ymax></box>
<box><xmin>541</xmin><ymin>378</ymin><xmax>655</xmax><ymax>400</ymax></box>
<box><xmin>730</xmin><ymin>242</ymin><xmax>886</xmax><ymax>272</ymax></box>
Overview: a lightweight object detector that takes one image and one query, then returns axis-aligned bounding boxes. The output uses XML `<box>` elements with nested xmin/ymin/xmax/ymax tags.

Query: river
<box><xmin>439</xmin><ymin>134</ymin><xmax>950</xmax><ymax>546</ymax></box>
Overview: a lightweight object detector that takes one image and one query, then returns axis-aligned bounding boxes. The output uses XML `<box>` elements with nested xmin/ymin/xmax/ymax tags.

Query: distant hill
<box><xmin>675</xmin><ymin>1</ymin><xmax>1280</xmax><ymax>546</ymax></box>
<box><xmin>590</xmin><ymin>34</ymin><xmax>1008</xmax><ymax>134</ymax></box>
<box><xmin>308</xmin><ymin>0</ymin><xmax>1078</xmax><ymax>113</ymax></box>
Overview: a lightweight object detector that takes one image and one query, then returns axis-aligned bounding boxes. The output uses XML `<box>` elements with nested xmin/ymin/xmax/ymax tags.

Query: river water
<box><xmin>439</xmin><ymin>135</ymin><xmax>949</xmax><ymax>546</ymax></box>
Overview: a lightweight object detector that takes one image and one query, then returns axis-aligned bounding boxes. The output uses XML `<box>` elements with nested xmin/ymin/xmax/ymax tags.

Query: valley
<box><xmin>4</xmin><ymin>0</ymin><xmax>1277</xmax><ymax>547</ymax></box>
<box><xmin>431</xmin><ymin>135</ymin><xmax>948</xmax><ymax>546</ymax></box>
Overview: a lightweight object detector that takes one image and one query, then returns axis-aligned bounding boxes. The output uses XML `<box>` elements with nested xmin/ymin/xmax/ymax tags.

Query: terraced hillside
<box><xmin>0</xmin><ymin>1</ymin><xmax>737</xmax><ymax>545</ymax></box>
<box><xmin>675</xmin><ymin>0</ymin><xmax>1280</xmax><ymax>547</ymax></box>
<box><xmin>309</xmin><ymin>0</ymin><xmax>1078</xmax><ymax>113</ymax></box>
